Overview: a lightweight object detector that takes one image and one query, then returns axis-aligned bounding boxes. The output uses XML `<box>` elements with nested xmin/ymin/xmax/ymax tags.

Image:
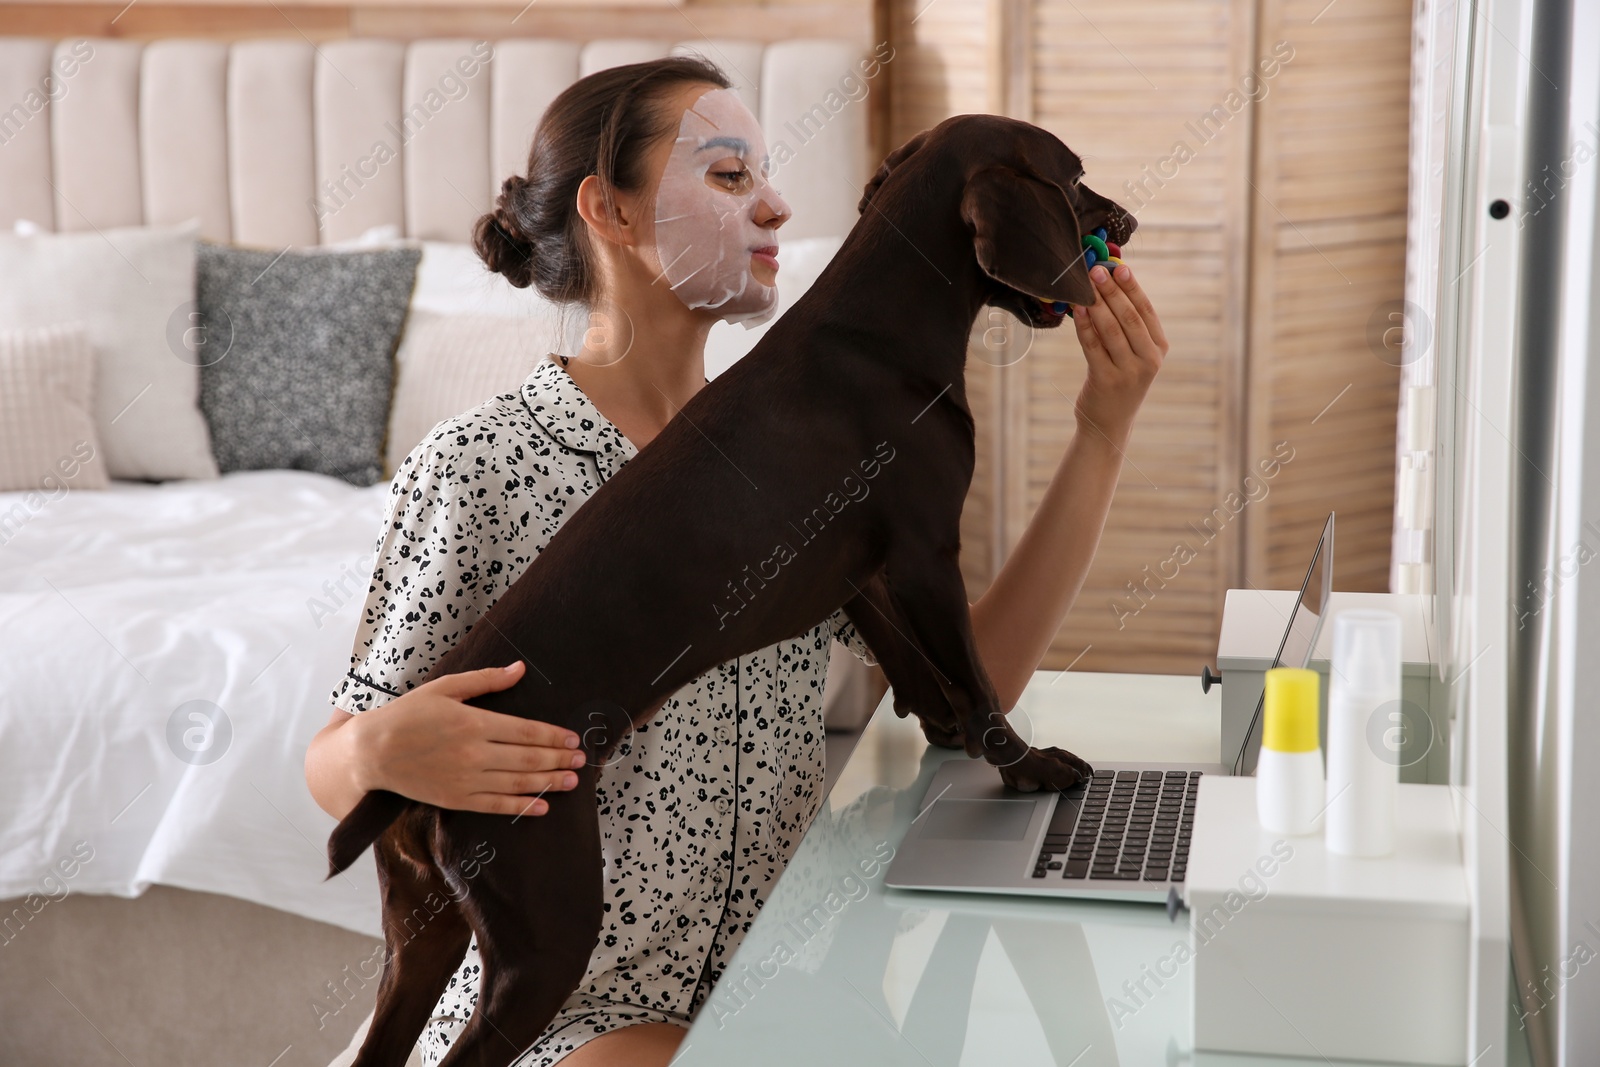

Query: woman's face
<box><xmin>649</xmin><ymin>84</ymin><xmax>791</xmax><ymax>327</ymax></box>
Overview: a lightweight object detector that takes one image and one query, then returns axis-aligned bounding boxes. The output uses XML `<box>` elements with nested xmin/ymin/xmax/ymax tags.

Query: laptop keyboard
<box><xmin>1031</xmin><ymin>769</ymin><xmax>1199</xmax><ymax>883</ymax></box>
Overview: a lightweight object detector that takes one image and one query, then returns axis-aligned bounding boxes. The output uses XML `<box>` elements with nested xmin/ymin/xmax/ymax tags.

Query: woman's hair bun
<box><xmin>473</xmin><ymin>175</ymin><xmax>537</xmax><ymax>290</ymax></box>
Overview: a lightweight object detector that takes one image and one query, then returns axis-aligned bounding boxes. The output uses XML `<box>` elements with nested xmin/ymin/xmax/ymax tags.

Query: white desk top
<box><xmin>672</xmin><ymin>669</ymin><xmax>1509</xmax><ymax>1067</ymax></box>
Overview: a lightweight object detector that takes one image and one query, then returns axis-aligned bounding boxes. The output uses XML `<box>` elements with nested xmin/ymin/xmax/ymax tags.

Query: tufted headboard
<box><xmin>0</xmin><ymin>36</ymin><xmax>868</xmax><ymax>246</ymax></box>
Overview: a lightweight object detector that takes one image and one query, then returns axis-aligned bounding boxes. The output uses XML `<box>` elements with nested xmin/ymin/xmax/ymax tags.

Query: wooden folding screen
<box><xmin>887</xmin><ymin>0</ymin><xmax>1409</xmax><ymax>674</ymax></box>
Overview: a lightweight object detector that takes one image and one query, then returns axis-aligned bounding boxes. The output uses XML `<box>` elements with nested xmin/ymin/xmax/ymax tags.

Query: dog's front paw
<box><xmin>997</xmin><ymin>745</ymin><xmax>1094</xmax><ymax>792</ymax></box>
<box><xmin>916</xmin><ymin>715</ymin><xmax>966</xmax><ymax>749</ymax></box>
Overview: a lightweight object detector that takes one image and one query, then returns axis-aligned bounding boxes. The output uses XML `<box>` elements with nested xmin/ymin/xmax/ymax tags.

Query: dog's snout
<box><xmin>1062</xmin><ymin>175</ymin><xmax>1139</xmax><ymax>251</ymax></box>
<box><xmin>1103</xmin><ymin>211</ymin><xmax>1136</xmax><ymax>247</ymax></box>
<box><xmin>1070</xmin><ymin>181</ymin><xmax>1137</xmax><ymax>248</ymax></box>
<box><xmin>1076</xmin><ymin>211</ymin><xmax>1135</xmax><ymax>251</ymax></box>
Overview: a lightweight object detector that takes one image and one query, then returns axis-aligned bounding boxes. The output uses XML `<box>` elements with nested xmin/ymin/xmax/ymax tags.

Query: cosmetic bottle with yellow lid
<box><xmin>1255</xmin><ymin>667</ymin><xmax>1324</xmax><ymax>836</ymax></box>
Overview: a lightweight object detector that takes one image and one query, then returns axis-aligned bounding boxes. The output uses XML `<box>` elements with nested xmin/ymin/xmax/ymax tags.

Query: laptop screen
<box><xmin>1232</xmin><ymin>511</ymin><xmax>1335</xmax><ymax>774</ymax></box>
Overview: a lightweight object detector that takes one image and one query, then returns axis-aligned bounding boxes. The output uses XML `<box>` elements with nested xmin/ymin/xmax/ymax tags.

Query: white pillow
<box><xmin>330</xmin><ymin>226</ymin><xmax>551</xmax><ymax>320</ymax></box>
<box><xmin>413</xmin><ymin>240</ymin><xmax>555</xmax><ymax>319</ymax></box>
<box><xmin>0</xmin><ymin>221</ymin><xmax>219</xmax><ymax>481</ymax></box>
<box><xmin>0</xmin><ymin>323</ymin><xmax>110</xmax><ymax>493</ymax></box>
<box><xmin>704</xmin><ymin>235</ymin><xmax>846</xmax><ymax>379</ymax></box>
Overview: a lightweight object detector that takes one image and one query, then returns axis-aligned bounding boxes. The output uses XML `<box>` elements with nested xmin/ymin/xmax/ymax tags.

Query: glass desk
<box><xmin>672</xmin><ymin>670</ymin><xmax>1531</xmax><ymax>1067</ymax></box>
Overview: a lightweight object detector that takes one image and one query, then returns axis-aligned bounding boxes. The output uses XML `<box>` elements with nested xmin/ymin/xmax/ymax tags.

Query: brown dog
<box><xmin>327</xmin><ymin>112</ymin><xmax>1137</xmax><ymax>1066</ymax></box>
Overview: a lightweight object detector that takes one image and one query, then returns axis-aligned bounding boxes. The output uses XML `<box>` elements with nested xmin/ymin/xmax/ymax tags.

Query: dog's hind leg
<box><xmin>351</xmin><ymin>829</ymin><xmax>473</xmax><ymax>1067</ymax></box>
<box><xmin>883</xmin><ymin>544</ymin><xmax>1094</xmax><ymax>792</ymax></box>
<box><xmin>840</xmin><ymin>574</ymin><xmax>967</xmax><ymax>749</ymax></box>
<box><xmin>435</xmin><ymin>783</ymin><xmax>605</xmax><ymax>1067</ymax></box>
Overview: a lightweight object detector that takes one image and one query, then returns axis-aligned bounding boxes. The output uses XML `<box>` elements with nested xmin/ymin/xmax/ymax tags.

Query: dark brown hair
<box><xmin>474</xmin><ymin>55</ymin><xmax>732</xmax><ymax>305</ymax></box>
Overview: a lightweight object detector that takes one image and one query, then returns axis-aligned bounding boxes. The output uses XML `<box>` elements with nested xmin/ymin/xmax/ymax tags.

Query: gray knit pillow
<box><xmin>196</xmin><ymin>242</ymin><xmax>421</xmax><ymax>487</ymax></box>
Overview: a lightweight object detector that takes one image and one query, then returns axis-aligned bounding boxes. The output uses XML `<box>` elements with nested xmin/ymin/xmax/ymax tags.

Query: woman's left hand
<box><xmin>1069</xmin><ymin>263</ymin><xmax>1168</xmax><ymax>449</ymax></box>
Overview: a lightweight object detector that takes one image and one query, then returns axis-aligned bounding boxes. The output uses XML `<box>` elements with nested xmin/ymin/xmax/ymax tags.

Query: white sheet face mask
<box><xmin>652</xmin><ymin>88</ymin><xmax>789</xmax><ymax>328</ymax></box>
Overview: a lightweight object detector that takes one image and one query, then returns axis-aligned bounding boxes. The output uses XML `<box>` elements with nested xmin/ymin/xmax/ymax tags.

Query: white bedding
<box><xmin>0</xmin><ymin>470</ymin><xmax>391</xmax><ymax>937</ymax></box>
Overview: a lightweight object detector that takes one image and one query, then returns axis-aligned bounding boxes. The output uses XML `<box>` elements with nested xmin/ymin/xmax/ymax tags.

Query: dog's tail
<box><xmin>326</xmin><ymin>789</ymin><xmax>409</xmax><ymax>878</ymax></box>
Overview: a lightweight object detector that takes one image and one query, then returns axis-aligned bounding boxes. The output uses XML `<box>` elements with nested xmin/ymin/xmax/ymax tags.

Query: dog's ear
<box><xmin>858</xmin><ymin>130</ymin><xmax>930</xmax><ymax>214</ymax></box>
<box><xmin>960</xmin><ymin>165</ymin><xmax>1096</xmax><ymax>307</ymax></box>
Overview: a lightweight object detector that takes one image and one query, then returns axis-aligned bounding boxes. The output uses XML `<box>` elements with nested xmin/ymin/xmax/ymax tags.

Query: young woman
<box><xmin>304</xmin><ymin>54</ymin><xmax>1167</xmax><ymax>1067</ymax></box>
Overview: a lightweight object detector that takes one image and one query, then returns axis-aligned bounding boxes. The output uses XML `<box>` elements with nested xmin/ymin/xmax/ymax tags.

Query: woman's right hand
<box><xmin>352</xmin><ymin>660</ymin><xmax>586</xmax><ymax>817</ymax></box>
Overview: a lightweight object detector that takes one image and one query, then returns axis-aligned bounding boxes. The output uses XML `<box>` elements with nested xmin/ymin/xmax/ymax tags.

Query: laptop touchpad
<box><xmin>920</xmin><ymin>798</ymin><xmax>1037</xmax><ymax>841</ymax></box>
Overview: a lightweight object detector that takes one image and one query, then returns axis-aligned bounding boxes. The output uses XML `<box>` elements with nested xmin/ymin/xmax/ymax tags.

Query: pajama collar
<box><xmin>521</xmin><ymin>353</ymin><xmax>711</xmax><ymax>485</ymax></box>
<box><xmin>522</xmin><ymin>354</ymin><xmax>638</xmax><ymax>483</ymax></box>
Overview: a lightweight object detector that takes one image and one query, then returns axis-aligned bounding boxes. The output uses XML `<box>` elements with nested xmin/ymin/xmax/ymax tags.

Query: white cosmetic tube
<box><xmin>1324</xmin><ymin>609</ymin><xmax>1403</xmax><ymax>856</ymax></box>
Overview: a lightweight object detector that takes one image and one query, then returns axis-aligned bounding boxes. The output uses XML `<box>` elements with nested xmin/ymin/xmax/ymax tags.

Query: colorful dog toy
<box><xmin>1046</xmin><ymin>226</ymin><xmax>1124</xmax><ymax>318</ymax></box>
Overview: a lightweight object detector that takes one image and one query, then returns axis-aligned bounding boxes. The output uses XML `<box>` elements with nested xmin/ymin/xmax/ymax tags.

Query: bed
<box><xmin>0</xmin><ymin>33</ymin><xmax>878</xmax><ymax>1066</ymax></box>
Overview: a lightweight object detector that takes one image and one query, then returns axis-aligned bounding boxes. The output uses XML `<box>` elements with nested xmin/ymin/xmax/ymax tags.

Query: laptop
<box><xmin>884</xmin><ymin>512</ymin><xmax>1335</xmax><ymax>903</ymax></box>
